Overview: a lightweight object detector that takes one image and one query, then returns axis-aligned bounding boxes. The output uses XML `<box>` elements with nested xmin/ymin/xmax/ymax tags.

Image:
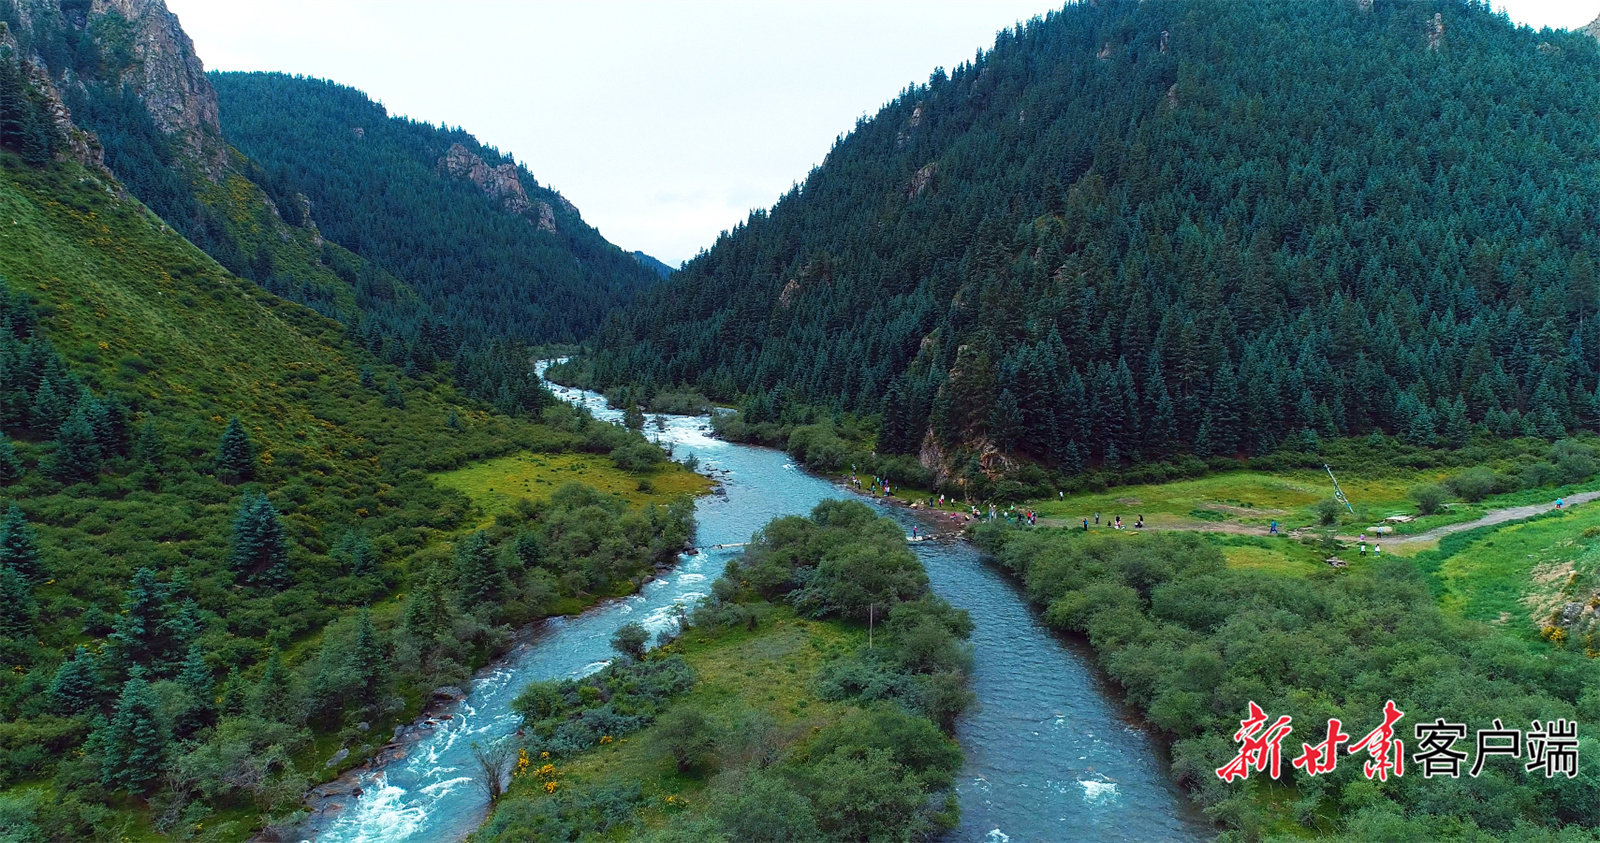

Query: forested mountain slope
<box><xmin>0</xmin><ymin>18</ymin><xmax>692</xmax><ymax>832</ymax></box>
<box><xmin>579</xmin><ymin>0</ymin><xmax>1600</xmax><ymax>482</ymax></box>
<box><xmin>211</xmin><ymin>72</ymin><xmax>661</xmax><ymax>347</ymax></box>
<box><xmin>0</xmin><ymin>0</ymin><xmax>426</xmax><ymax>370</ymax></box>
<box><xmin>0</xmin><ymin>0</ymin><xmax>656</xmax><ymax>415</ymax></box>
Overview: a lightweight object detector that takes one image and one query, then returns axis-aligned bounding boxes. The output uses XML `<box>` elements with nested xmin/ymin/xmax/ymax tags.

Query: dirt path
<box><xmin>1036</xmin><ymin>490</ymin><xmax>1600</xmax><ymax>546</ymax></box>
<box><xmin>1378</xmin><ymin>489</ymin><xmax>1600</xmax><ymax>545</ymax></box>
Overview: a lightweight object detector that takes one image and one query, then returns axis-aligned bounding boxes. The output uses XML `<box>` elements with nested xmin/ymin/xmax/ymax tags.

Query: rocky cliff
<box><xmin>86</xmin><ymin>0</ymin><xmax>226</xmax><ymax>174</ymax></box>
<box><xmin>438</xmin><ymin>142</ymin><xmax>559</xmax><ymax>232</ymax></box>
<box><xmin>2</xmin><ymin>0</ymin><xmax>227</xmax><ymax>177</ymax></box>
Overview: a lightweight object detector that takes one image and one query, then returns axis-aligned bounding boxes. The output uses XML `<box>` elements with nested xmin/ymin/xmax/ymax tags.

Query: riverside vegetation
<box><xmin>973</xmin><ymin>525</ymin><xmax>1600</xmax><ymax>839</ymax></box>
<box><xmin>476</xmin><ymin>501</ymin><xmax>972</xmax><ymax>841</ymax></box>
<box><xmin>0</xmin><ymin>147</ymin><xmax>699</xmax><ymax>839</ymax></box>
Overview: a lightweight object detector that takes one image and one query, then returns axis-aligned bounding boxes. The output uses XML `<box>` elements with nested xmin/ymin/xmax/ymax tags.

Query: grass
<box><xmin>1219</xmin><ymin>538</ymin><xmax>1323</xmax><ymax>578</ymax></box>
<box><xmin>431</xmin><ymin>451</ymin><xmax>711</xmax><ymax>523</ymax></box>
<box><xmin>1418</xmin><ymin>506</ymin><xmax>1600</xmax><ymax>634</ymax></box>
<box><xmin>494</xmin><ymin>607</ymin><xmax>860</xmax><ymax>832</ymax></box>
<box><xmin>1029</xmin><ymin>468</ymin><xmax>1437</xmax><ymax>532</ymax></box>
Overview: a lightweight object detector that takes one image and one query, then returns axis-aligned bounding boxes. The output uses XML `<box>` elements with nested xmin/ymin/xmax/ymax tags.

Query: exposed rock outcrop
<box><xmin>88</xmin><ymin>0</ymin><xmax>225</xmax><ymax>174</ymax></box>
<box><xmin>438</xmin><ymin>142</ymin><xmax>559</xmax><ymax>231</ymax></box>
<box><xmin>1427</xmin><ymin>12</ymin><xmax>1444</xmax><ymax>51</ymax></box>
<box><xmin>907</xmin><ymin>162</ymin><xmax>937</xmax><ymax>198</ymax></box>
<box><xmin>1583</xmin><ymin>13</ymin><xmax>1600</xmax><ymax>42</ymax></box>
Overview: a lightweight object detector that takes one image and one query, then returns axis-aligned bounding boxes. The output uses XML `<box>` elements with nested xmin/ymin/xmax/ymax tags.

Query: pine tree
<box><xmin>109</xmin><ymin>568</ymin><xmax>170</xmax><ymax>671</ymax></box>
<box><xmin>1440</xmin><ymin>395</ymin><xmax>1471</xmax><ymax>448</ymax></box>
<box><xmin>335</xmin><ymin>530</ymin><xmax>376</xmax><ymax>576</ymax></box>
<box><xmin>1201</xmin><ymin>364</ymin><xmax>1242</xmax><ymax>456</ymax></box>
<box><xmin>49</xmin><ymin>644</ymin><xmax>102</xmax><ymax>715</ymax></box>
<box><xmin>164</xmin><ymin>598</ymin><xmax>202</xmax><ymax>655</ymax></box>
<box><xmin>177</xmin><ymin>644</ymin><xmax>214</xmax><ymax>702</ymax></box>
<box><xmin>1147</xmin><ymin>381</ymin><xmax>1180</xmax><ymax>461</ymax></box>
<box><xmin>0</xmin><ymin>58</ymin><xmax>25</xmax><ymax>150</ymax></box>
<box><xmin>446</xmin><ymin>408</ymin><xmax>462</xmax><ymax>432</ymax></box>
<box><xmin>216</xmin><ymin>416</ymin><xmax>256</xmax><ymax>483</ymax></box>
<box><xmin>1403</xmin><ymin>400</ymin><xmax>1437</xmax><ymax>447</ymax></box>
<box><xmin>348</xmin><ymin>610</ymin><xmax>385</xmax><ymax>707</ymax></box>
<box><xmin>51</xmin><ymin>406</ymin><xmax>102</xmax><ymax>480</ymax></box>
<box><xmin>81</xmin><ymin>396</ymin><xmax>117</xmax><ymax>457</ymax></box>
<box><xmin>879</xmin><ymin>379</ymin><xmax>912</xmax><ymax>453</ymax></box>
<box><xmin>230</xmin><ymin>491</ymin><xmax>289</xmax><ymax>587</ymax></box>
<box><xmin>402</xmin><ymin>569</ymin><xmax>451</xmax><ymax>644</ymax></box>
<box><xmin>454</xmin><ymin>530</ymin><xmax>504</xmax><ymax>606</ymax></box>
<box><xmin>359</xmin><ymin>365</ymin><xmax>377</xmax><ymax>390</ymax></box>
<box><xmin>130</xmin><ymin>420</ymin><xmax>164</xmax><ymax>488</ymax></box>
<box><xmin>0</xmin><ymin>436</ymin><xmax>22</xmax><ymax>483</ymax></box>
<box><xmin>19</xmin><ymin>104</ymin><xmax>51</xmax><ymax>167</ymax></box>
<box><xmin>0</xmin><ymin>503</ymin><xmax>42</xmax><ymax>580</ymax></box>
<box><xmin>988</xmin><ymin>388</ymin><xmax>1022</xmax><ymax>452</ymax></box>
<box><xmin>175</xmin><ymin>644</ymin><xmax>216</xmax><ymax>734</ymax></box>
<box><xmin>253</xmin><ymin>649</ymin><xmax>294</xmax><ymax>723</ymax></box>
<box><xmin>0</xmin><ymin>565</ymin><xmax>35</xmax><ymax>637</ymax></box>
<box><xmin>99</xmin><ymin>677</ymin><xmax>170</xmax><ymax>793</ymax></box>
<box><xmin>27</xmin><ymin>378</ymin><xmax>66</xmax><ymax>435</ymax></box>
<box><xmin>382</xmin><ymin>378</ymin><xmax>407</xmax><ymax>409</ymax></box>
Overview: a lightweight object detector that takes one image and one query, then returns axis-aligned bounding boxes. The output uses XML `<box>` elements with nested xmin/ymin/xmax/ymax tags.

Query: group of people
<box><xmin>850</xmin><ymin>473</ymin><xmax>893</xmax><ymax>499</ymax></box>
<box><xmin>1081</xmin><ymin>511</ymin><xmax>1143</xmax><ymax>531</ymax></box>
<box><xmin>1357</xmin><ymin>533</ymin><xmax>1382</xmax><ymax>557</ymax></box>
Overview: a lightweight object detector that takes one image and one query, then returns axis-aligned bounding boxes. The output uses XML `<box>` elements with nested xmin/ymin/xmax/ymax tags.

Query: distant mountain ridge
<box><xmin>632</xmin><ymin>251</ymin><xmax>675</xmax><ymax>278</ymax></box>
<box><xmin>211</xmin><ymin>71</ymin><xmax>661</xmax><ymax>349</ymax></box>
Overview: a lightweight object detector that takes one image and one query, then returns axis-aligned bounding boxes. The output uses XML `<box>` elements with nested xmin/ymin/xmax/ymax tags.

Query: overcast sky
<box><xmin>163</xmin><ymin>0</ymin><xmax>1600</xmax><ymax>267</ymax></box>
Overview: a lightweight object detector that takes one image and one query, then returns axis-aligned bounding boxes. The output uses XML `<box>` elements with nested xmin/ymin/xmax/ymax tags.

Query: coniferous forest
<box><xmin>576</xmin><ymin>0</ymin><xmax>1600</xmax><ymax>484</ymax></box>
<box><xmin>10</xmin><ymin>0</ymin><xmax>1600</xmax><ymax>839</ymax></box>
<box><xmin>209</xmin><ymin>72</ymin><xmax>662</xmax><ymax>349</ymax></box>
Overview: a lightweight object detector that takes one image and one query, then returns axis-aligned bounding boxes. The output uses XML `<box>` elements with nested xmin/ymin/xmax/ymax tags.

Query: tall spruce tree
<box><xmin>174</xmin><ymin>644</ymin><xmax>216</xmax><ymax>734</ymax></box>
<box><xmin>51</xmin><ymin>406</ymin><xmax>101</xmax><ymax>480</ymax></box>
<box><xmin>348</xmin><ymin>610</ymin><xmax>385</xmax><ymax>707</ymax></box>
<box><xmin>216</xmin><ymin>416</ymin><xmax>256</xmax><ymax>483</ymax></box>
<box><xmin>99</xmin><ymin>677</ymin><xmax>170</xmax><ymax>793</ymax></box>
<box><xmin>382</xmin><ymin>378</ymin><xmax>407</xmax><ymax>409</ymax></box>
<box><xmin>402</xmin><ymin>568</ymin><xmax>451</xmax><ymax>644</ymax></box>
<box><xmin>0</xmin><ymin>565</ymin><xmax>35</xmax><ymax>637</ymax></box>
<box><xmin>0</xmin><ymin>436</ymin><xmax>22</xmax><ymax>483</ymax></box>
<box><xmin>454</xmin><ymin>529</ymin><xmax>504</xmax><ymax>606</ymax></box>
<box><xmin>49</xmin><ymin>644</ymin><xmax>103</xmax><ymax>715</ymax></box>
<box><xmin>230</xmin><ymin>491</ymin><xmax>289</xmax><ymax>587</ymax></box>
<box><xmin>334</xmin><ymin>530</ymin><xmax>376</xmax><ymax>576</ymax></box>
<box><xmin>0</xmin><ymin>503</ymin><xmax>42</xmax><ymax>580</ymax></box>
<box><xmin>253</xmin><ymin>649</ymin><xmax>294</xmax><ymax>723</ymax></box>
<box><xmin>109</xmin><ymin>568</ymin><xmax>172</xmax><ymax>671</ymax></box>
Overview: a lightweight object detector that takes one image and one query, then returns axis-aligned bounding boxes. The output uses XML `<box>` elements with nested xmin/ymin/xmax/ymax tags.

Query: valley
<box><xmin>2</xmin><ymin>0</ymin><xmax>1600</xmax><ymax>840</ymax></box>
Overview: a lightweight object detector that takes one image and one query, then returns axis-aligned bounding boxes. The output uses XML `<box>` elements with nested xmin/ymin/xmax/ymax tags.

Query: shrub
<box><xmin>610</xmin><ymin>622</ymin><xmax>649</xmax><ymax>661</ymax></box>
<box><xmin>1410</xmin><ymin>483</ymin><xmax>1447</xmax><ymax>516</ymax></box>
<box><xmin>1445</xmin><ymin>466</ymin><xmax>1496</xmax><ymax>502</ymax></box>
<box><xmin>1313</xmin><ymin>497</ymin><xmax>1345</xmax><ymax>526</ymax></box>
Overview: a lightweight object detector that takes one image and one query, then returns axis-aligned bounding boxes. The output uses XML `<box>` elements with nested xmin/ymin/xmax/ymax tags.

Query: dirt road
<box><xmin>1038</xmin><ymin>490</ymin><xmax>1600</xmax><ymax>546</ymax></box>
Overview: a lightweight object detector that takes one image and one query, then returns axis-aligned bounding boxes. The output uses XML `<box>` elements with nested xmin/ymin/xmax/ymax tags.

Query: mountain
<box><xmin>633</xmin><ymin>250</ymin><xmax>676</xmax><ymax>279</ymax></box>
<box><xmin>0</xmin><ymin>5</ymin><xmax>694</xmax><ymax>836</ymax></box>
<box><xmin>576</xmin><ymin>0</ymin><xmax>1600</xmax><ymax>488</ymax></box>
<box><xmin>0</xmin><ymin>0</ymin><xmax>655</xmax><ymax>415</ymax></box>
<box><xmin>210</xmin><ymin>72</ymin><xmax>662</xmax><ymax>348</ymax></box>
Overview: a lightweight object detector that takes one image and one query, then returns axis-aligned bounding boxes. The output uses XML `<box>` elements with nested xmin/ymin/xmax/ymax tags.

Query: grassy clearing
<box><xmin>1029</xmin><ymin>468</ymin><xmax>1435</xmax><ymax>532</ymax></box>
<box><xmin>1218</xmin><ymin>537</ymin><xmax>1323</xmax><ymax>578</ymax></box>
<box><xmin>1416</xmin><ymin>506</ymin><xmax>1600</xmax><ymax>633</ymax></box>
<box><xmin>1025</xmin><ymin>463</ymin><xmax>1600</xmax><ymax>541</ymax></box>
<box><xmin>495</xmin><ymin>608</ymin><xmax>860</xmax><ymax>832</ymax></box>
<box><xmin>431</xmin><ymin>451</ymin><xmax>710</xmax><ymax>523</ymax></box>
